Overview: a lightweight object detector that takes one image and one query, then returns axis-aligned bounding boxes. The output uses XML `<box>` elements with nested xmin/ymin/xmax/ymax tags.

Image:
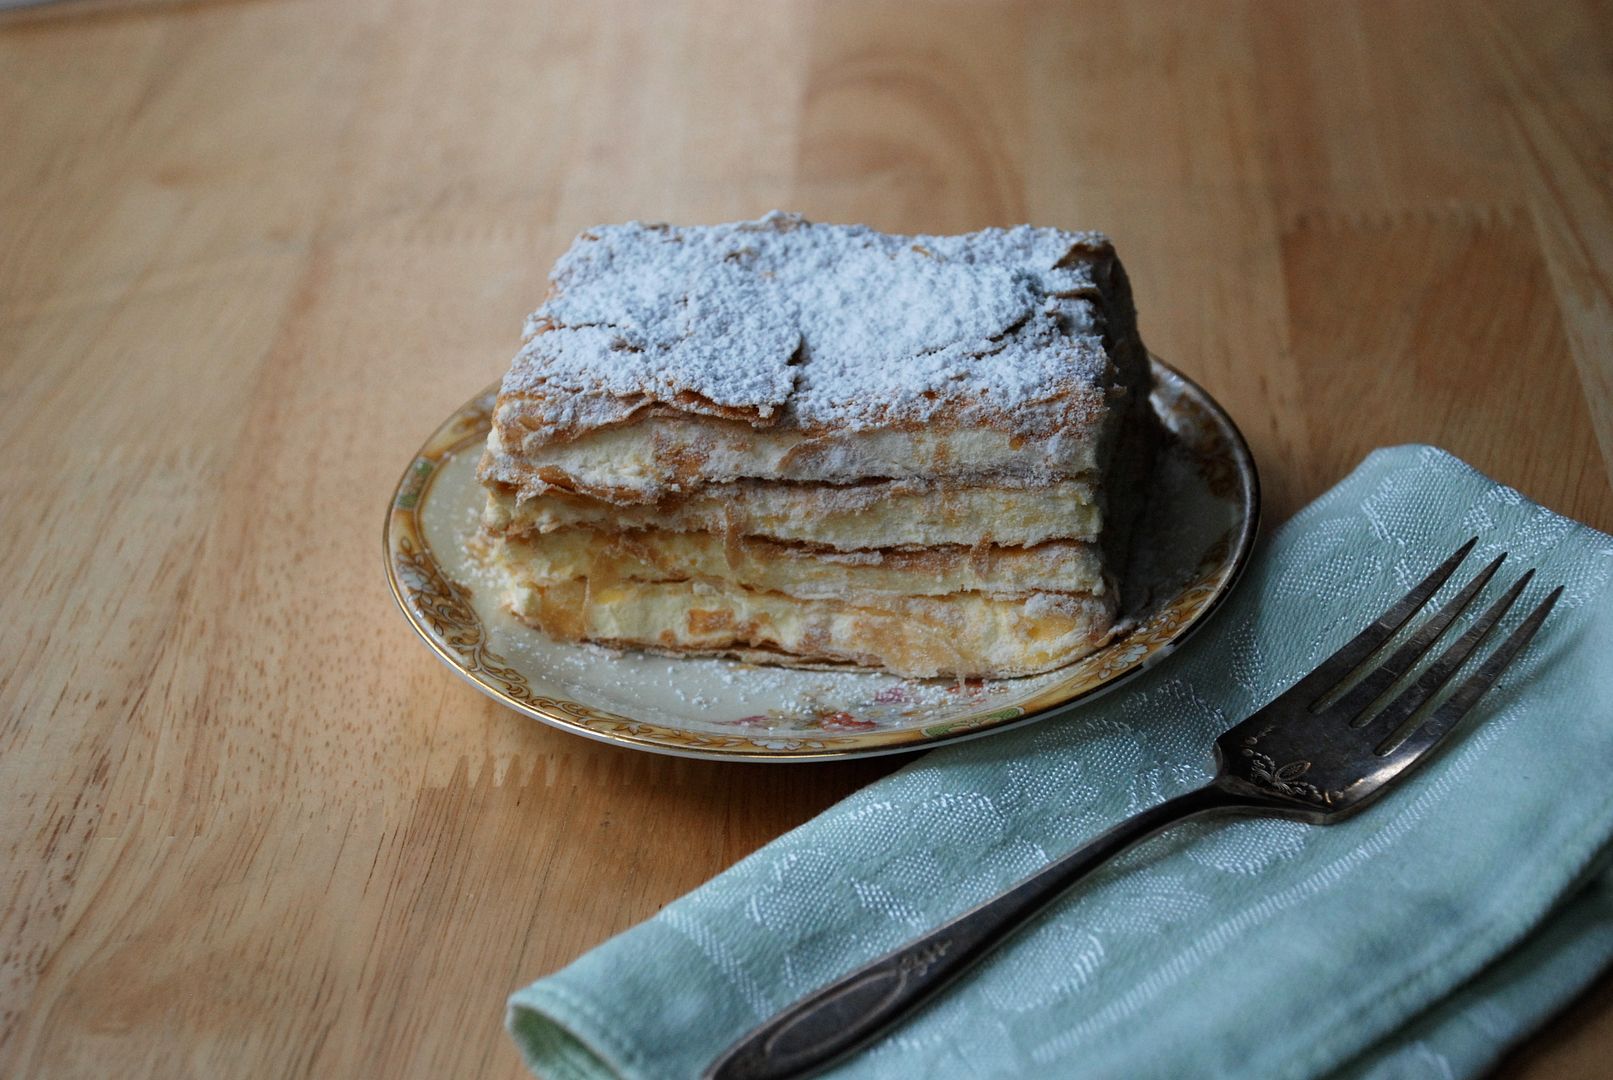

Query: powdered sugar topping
<box><xmin>503</xmin><ymin>212</ymin><xmax>1117</xmax><ymax>439</ymax></box>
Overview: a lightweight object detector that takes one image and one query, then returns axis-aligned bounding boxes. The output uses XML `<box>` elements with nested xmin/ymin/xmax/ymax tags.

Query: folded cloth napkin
<box><xmin>508</xmin><ymin>445</ymin><xmax>1613</xmax><ymax>1080</ymax></box>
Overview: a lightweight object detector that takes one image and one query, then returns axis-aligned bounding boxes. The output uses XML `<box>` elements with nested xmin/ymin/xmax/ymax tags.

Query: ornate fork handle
<box><xmin>705</xmin><ymin>782</ymin><xmax>1254</xmax><ymax>1080</ymax></box>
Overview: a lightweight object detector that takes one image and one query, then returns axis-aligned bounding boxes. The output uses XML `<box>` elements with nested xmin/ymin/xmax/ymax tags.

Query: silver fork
<box><xmin>706</xmin><ymin>538</ymin><xmax>1563</xmax><ymax>1080</ymax></box>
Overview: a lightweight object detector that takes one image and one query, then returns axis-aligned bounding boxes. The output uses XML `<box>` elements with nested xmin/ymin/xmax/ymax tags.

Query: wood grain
<box><xmin>2</xmin><ymin>1</ymin><xmax>1610</xmax><ymax>1076</ymax></box>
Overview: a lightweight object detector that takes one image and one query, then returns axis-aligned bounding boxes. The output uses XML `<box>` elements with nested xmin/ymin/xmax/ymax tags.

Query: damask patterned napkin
<box><xmin>508</xmin><ymin>445</ymin><xmax>1613</xmax><ymax>1080</ymax></box>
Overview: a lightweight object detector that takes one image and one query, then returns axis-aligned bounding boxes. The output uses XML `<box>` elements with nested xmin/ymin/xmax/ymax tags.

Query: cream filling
<box><xmin>487</xmin><ymin>528</ymin><xmax>1106</xmax><ymax>601</ymax></box>
<box><xmin>483</xmin><ymin>478</ymin><xmax>1101</xmax><ymax>550</ymax></box>
<box><xmin>484</xmin><ymin>409</ymin><xmax>1108</xmax><ymax>503</ymax></box>
<box><xmin>504</xmin><ymin>575</ymin><xmax>1116</xmax><ymax>679</ymax></box>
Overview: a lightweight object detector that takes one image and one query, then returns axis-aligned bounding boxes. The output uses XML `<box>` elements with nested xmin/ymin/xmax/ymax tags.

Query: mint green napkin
<box><xmin>508</xmin><ymin>445</ymin><xmax>1613</xmax><ymax>1080</ymax></box>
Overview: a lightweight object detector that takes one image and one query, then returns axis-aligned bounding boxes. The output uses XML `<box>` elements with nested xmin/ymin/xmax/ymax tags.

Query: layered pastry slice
<box><xmin>474</xmin><ymin>212</ymin><xmax>1157</xmax><ymax>678</ymax></box>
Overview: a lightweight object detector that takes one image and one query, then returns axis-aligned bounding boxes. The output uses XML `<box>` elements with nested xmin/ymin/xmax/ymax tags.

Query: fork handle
<box><xmin>704</xmin><ymin>782</ymin><xmax>1250</xmax><ymax>1080</ymax></box>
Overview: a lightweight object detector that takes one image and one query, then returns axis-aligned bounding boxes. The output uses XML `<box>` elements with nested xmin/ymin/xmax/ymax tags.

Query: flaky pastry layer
<box><xmin>482</xmin><ymin>478</ymin><xmax>1101</xmax><ymax>551</ymax></box>
<box><xmin>486</xmin><ymin>527</ymin><xmax>1106</xmax><ymax>602</ymax></box>
<box><xmin>481</xmin><ymin>412</ymin><xmax>1110</xmax><ymax>505</ymax></box>
<box><xmin>505</xmin><ymin>576</ymin><xmax>1117</xmax><ymax>679</ymax></box>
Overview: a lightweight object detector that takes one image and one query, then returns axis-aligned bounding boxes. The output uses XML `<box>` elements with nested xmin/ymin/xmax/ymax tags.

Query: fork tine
<box><xmin>1380</xmin><ymin>586</ymin><xmax>1563</xmax><ymax>761</ymax></box>
<box><xmin>1364</xmin><ymin>570</ymin><xmax>1535</xmax><ymax>750</ymax></box>
<box><xmin>1282</xmin><ymin>537</ymin><xmax>1477</xmax><ymax>706</ymax></box>
<box><xmin>1331</xmin><ymin>553</ymin><xmax>1506</xmax><ymax>726</ymax></box>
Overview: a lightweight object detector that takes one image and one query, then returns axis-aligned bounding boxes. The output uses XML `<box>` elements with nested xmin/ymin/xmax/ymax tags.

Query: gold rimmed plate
<box><xmin>385</xmin><ymin>357</ymin><xmax>1259</xmax><ymax>761</ymax></box>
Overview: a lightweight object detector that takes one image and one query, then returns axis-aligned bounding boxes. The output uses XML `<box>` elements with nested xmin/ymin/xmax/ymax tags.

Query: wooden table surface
<box><xmin>4</xmin><ymin>1</ymin><xmax>1612</xmax><ymax>1076</ymax></box>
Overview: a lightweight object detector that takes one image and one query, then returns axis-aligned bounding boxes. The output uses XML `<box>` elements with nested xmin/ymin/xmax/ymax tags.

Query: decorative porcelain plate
<box><xmin>385</xmin><ymin>357</ymin><xmax>1259</xmax><ymax>761</ymax></box>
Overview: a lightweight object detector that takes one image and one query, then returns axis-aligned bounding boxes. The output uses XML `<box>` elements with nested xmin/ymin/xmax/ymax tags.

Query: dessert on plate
<box><xmin>474</xmin><ymin>212</ymin><xmax>1157</xmax><ymax>678</ymax></box>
